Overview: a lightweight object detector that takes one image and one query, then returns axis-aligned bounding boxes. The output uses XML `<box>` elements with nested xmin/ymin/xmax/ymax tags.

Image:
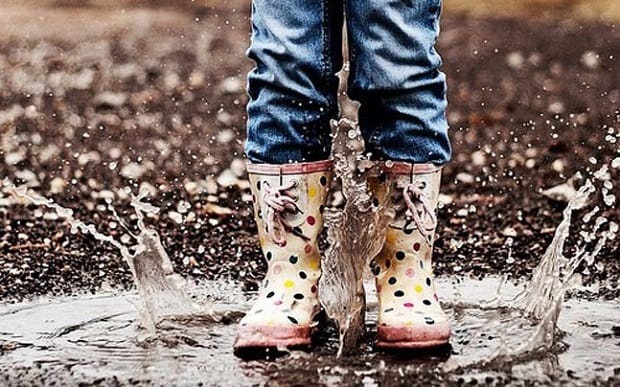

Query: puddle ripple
<box><xmin>1</xmin><ymin>278</ymin><xmax>617</xmax><ymax>386</ymax></box>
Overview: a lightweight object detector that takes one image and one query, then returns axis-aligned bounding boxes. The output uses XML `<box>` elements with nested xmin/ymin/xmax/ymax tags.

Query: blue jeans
<box><xmin>245</xmin><ymin>0</ymin><xmax>451</xmax><ymax>165</ymax></box>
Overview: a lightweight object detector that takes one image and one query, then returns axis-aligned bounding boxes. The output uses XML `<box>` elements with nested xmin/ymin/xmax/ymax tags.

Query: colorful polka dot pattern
<box><xmin>371</xmin><ymin>168</ymin><xmax>450</xmax><ymax>333</ymax></box>
<box><xmin>239</xmin><ymin>166</ymin><xmax>332</xmax><ymax>329</ymax></box>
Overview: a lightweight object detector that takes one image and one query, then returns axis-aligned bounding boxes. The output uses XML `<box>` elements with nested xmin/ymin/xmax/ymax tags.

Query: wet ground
<box><xmin>1</xmin><ymin>277</ymin><xmax>618</xmax><ymax>386</ymax></box>
<box><xmin>0</xmin><ymin>0</ymin><xmax>619</xmax><ymax>385</ymax></box>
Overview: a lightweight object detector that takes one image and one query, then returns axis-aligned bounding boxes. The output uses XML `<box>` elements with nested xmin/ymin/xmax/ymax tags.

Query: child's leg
<box><xmin>346</xmin><ymin>0</ymin><xmax>452</xmax><ymax>349</ymax></box>
<box><xmin>245</xmin><ymin>0</ymin><xmax>344</xmax><ymax>164</ymax></box>
<box><xmin>235</xmin><ymin>0</ymin><xmax>342</xmax><ymax>353</ymax></box>
<box><xmin>345</xmin><ymin>0</ymin><xmax>451</xmax><ymax>164</ymax></box>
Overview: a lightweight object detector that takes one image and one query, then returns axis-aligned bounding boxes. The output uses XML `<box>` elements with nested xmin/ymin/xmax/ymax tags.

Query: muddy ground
<box><xmin>0</xmin><ymin>2</ymin><xmax>618</xmax><ymax>305</ymax></box>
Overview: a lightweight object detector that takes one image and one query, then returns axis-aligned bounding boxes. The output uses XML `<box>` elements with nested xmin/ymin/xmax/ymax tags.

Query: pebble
<box><xmin>168</xmin><ymin>211</ymin><xmax>183</xmax><ymax>224</ymax></box>
<box><xmin>506</xmin><ymin>51</ymin><xmax>524</xmax><ymax>69</ymax></box>
<box><xmin>471</xmin><ymin>151</ymin><xmax>486</xmax><ymax>166</ymax></box>
<box><xmin>230</xmin><ymin>158</ymin><xmax>246</xmax><ymax>177</ymax></box>
<box><xmin>581</xmin><ymin>51</ymin><xmax>600</xmax><ymax>69</ymax></box>
<box><xmin>216</xmin><ymin>110</ymin><xmax>233</xmax><ymax>126</ymax></box>
<box><xmin>176</xmin><ymin>200</ymin><xmax>191</xmax><ymax>214</ymax></box>
<box><xmin>456</xmin><ymin>172</ymin><xmax>475</xmax><ymax>184</ymax></box>
<box><xmin>216</xmin><ymin>169</ymin><xmax>239</xmax><ymax>187</ymax></box>
<box><xmin>502</xmin><ymin>227</ymin><xmax>518</xmax><ymax>237</ymax></box>
<box><xmin>551</xmin><ymin>159</ymin><xmax>566</xmax><ymax>173</ymax></box>
<box><xmin>120</xmin><ymin>162</ymin><xmax>147</xmax><ymax>180</ymax></box>
<box><xmin>219</xmin><ymin>77</ymin><xmax>243</xmax><ymax>94</ymax></box>
<box><xmin>203</xmin><ymin>203</ymin><xmax>233</xmax><ymax>216</ymax></box>
<box><xmin>438</xmin><ymin>193</ymin><xmax>454</xmax><ymax>205</ymax></box>
<box><xmin>94</xmin><ymin>92</ymin><xmax>127</xmax><ymax>108</ymax></box>
<box><xmin>5</xmin><ymin>151</ymin><xmax>25</xmax><ymax>165</ymax></box>
<box><xmin>216</xmin><ymin>129</ymin><xmax>235</xmax><ymax>144</ymax></box>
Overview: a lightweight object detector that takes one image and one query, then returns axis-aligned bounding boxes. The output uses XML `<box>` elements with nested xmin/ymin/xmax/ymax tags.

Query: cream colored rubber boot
<box><xmin>234</xmin><ymin>160</ymin><xmax>333</xmax><ymax>350</ymax></box>
<box><xmin>370</xmin><ymin>162</ymin><xmax>451</xmax><ymax>349</ymax></box>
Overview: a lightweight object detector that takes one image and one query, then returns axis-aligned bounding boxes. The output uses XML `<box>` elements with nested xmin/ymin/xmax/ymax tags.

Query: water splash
<box><xmin>444</xmin><ymin>165</ymin><xmax>618</xmax><ymax>372</ymax></box>
<box><xmin>320</xmin><ymin>118</ymin><xmax>392</xmax><ymax>356</ymax></box>
<box><xmin>6</xmin><ymin>182</ymin><xmax>208</xmax><ymax>331</ymax></box>
<box><xmin>319</xmin><ymin>117</ymin><xmax>617</xmax><ymax>363</ymax></box>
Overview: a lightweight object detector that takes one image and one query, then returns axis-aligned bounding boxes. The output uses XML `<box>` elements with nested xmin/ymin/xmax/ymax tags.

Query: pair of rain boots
<box><xmin>233</xmin><ymin>160</ymin><xmax>450</xmax><ymax>351</ymax></box>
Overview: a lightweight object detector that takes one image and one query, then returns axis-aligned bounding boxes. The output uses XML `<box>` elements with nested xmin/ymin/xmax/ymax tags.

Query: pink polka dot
<box><xmin>310</xmin><ymin>285</ymin><xmax>317</xmax><ymax>293</ymax></box>
<box><xmin>273</xmin><ymin>265</ymin><xmax>282</xmax><ymax>275</ymax></box>
<box><xmin>406</xmin><ymin>268</ymin><xmax>415</xmax><ymax>277</ymax></box>
<box><xmin>304</xmin><ymin>244</ymin><xmax>313</xmax><ymax>254</ymax></box>
<box><xmin>403</xmin><ymin>302</ymin><xmax>414</xmax><ymax>308</ymax></box>
<box><xmin>274</xmin><ymin>300</ymin><xmax>283</xmax><ymax>306</ymax></box>
<box><xmin>307</xmin><ymin>216</ymin><xmax>316</xmax><ymax>226</ymax></box>
<box><xmin>413</xmin><ymin>242</ymin><xmax>421</xmax><ymax>252</ymax></box>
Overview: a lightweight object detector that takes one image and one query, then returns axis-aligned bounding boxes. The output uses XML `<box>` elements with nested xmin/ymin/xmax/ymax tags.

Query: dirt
<box><xmin>0</xmin><ymin>2</ymin><xmax>618</xmax><ymax>304</ymax></box>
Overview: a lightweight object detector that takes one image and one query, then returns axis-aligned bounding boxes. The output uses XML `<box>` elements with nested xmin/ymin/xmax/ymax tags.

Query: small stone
<box><xmin>97</xmin><ymin>190</ymin><xmax>115</xmax><ymax>200</ymax></box>
<box><xmin>581</xmin><ymin>51</ymin><xmax>600</xmax><ymax>69</ymax></box>
<box><xmin>203</xmin><ymin>177</ymin><xmax>219</xmax><ymax>195</ymax></box>
<box><xmin>216</xmin><ymin>110</ymin><xmax>233</xmax><ymax>126</ymax></box>
<box><xmin>94</xmin><ymin>92</ymin><xmax>127</xmax><ymax>108</ymax></box>
<box><xmin>456</xmin><ymin>172</ymin><xmax>475</xmax><ymax>184</ymax></box>
<box><xmin>216</xmin><ymin>129</ymin><xmax>235</xmax><ymax>144</ymax></box>
<box><xmin>219</xmin><ymin>77</ymin><xmax>243</xmax><ymax>94</ymax></box>
<box><xmin>547</xmin><ymin>101</ymin><xmax>565</xmax><ymax>114</ymax></box>
<box><xmin>184</xmin><ymin>181</ymin><xmax>200</xmax><ymax>196</ymax></box>
<box><xmin>5</xmin><ymin>151</ymin><xmax>25</xmax><ymax>165</ymax></box>
<box><xmin>506</xmin><ymin>51</ymin><xmax>524</xmax><ymax>69</ymax></box>
<box><xmin>203</xmin><ymin>203</ymin><xmax>234</xmax><ymax>216</ymax></box>
<box><xmin>438</xmin><ymin>193</ymin><xmax>454</xmax><ymax>205</ymax></box>
<box><xmin>456</xmin><ymin>208</ymin><xmax>469</xmax><ymax>217</ymax></box>
<box><xmin>551</xmin><ymin>159</ymin><xmax>566</xmax><ymax>173</ymax></box>
<box><xmin>120</xmin><ymin>162</ymin><xmax>147</xmax><ymax>180</ymax></box>
<box><xmin>216</xmin><ymin>169</ymin><xmax>238</xmax><ymax>187</ymax></box>
<box><xmin>188</xmin><ymin>70</ymin><xmax>205</xmax><ymax>87</ymax></box>
<box><xmin>230</xmin><ymin>158</ymin><xmax>246</xmax><ymax>177</ymax></box>
<box><xmin>471</xmin><ymin>151</ymin><xmax>486</xmax><ymax>166</ymax></box>
<box><xmin>502</xmin><ymin>227</ymin><xmax>518</xmax><ymax>237</ymax></box>
<box><xmin>177</xmin><ymin>200</ymin><xmax>191</xmax><ymax>214</ymax></box>
<box><xmin>168</xmin><ymin>211</ymin><xmax>183</xmax><ymax>224</ymax></box>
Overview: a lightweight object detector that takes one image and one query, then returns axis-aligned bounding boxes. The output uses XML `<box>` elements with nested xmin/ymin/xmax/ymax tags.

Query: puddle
<box><xmin>1</xmin><ymin>277</ymin><xmax>617</xmax><ymax>386</ymax></box>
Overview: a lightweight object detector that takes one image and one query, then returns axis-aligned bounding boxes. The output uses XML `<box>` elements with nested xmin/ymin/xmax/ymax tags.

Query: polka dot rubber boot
<box><xmin>234</xmin><ymin>160</ymin><xmax>333</xmax><ymax>350</ymax></box>
<box><xmin>370</xmin><ymin>162</ymin><xmax>451</xmax><ymax>349</ymax></box>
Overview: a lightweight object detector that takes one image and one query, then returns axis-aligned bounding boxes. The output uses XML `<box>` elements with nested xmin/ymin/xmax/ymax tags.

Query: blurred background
<box><xmin>0</xmin><ymin>0</ymin><xmax>618</xmax><ymax>300</ymax></box>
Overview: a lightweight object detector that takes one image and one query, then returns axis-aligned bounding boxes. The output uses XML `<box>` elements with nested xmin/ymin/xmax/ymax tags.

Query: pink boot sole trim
<box><xmin>376</xmin><ymin>321</ymin><xmax>451</xmax><ymax>349</ymax></box>
<box><xmin>234</xmin><ymin>325</ymin><xmax>312</xmax><ymax>349</ymax></box>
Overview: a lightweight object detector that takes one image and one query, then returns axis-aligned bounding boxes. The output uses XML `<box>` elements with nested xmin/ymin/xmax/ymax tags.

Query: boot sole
<box><xmin>233</xmin><ymin>325</ymin><xmax>312</xmax><ymax>351</ymax></box>
<box><xmin>376</xmin><ymin>322</ymin><xmax>451</xmax><ymax>349</ymax></box>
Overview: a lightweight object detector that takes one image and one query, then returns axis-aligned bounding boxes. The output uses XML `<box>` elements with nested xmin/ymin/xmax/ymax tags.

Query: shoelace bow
<box><xmin>400</xmin><ymin>180</ymin><xmax>437</xmax><ymax>243</ymax></box>
<box><xmin>262</xmin><ymin>180</ymin><xmax>308</xmax><ymax>246</ymax></box>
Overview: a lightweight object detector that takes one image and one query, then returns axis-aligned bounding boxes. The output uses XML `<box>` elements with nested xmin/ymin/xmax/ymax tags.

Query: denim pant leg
<box><xmin>245</xmin><ymin>0</ymin><xmax>343</xmax><ymax>164</ymax></box>
<box><xmin>345</xmin><ymin>0</ymin><xmax>451</xmax><ymax>165</ymax></box>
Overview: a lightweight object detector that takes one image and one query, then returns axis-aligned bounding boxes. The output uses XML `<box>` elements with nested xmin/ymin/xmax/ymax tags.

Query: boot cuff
<box><xmin>382</xmin><ymin>162</ymin><xmax>442</xmax><ymax>175</ymax></box>
<box><xmin>247</xmin><ymin>160</ymin><xmax>334</xmax><ymax>175</ymax></box>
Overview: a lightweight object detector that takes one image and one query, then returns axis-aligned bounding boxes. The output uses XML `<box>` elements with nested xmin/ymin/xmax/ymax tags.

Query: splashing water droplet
<box><xmin>5</xmin><ymin>181</ymin><xmax>218</xmax><ymax>333</ymax></box>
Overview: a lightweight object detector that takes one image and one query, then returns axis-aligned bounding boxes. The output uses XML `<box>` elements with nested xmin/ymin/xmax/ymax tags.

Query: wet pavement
<box><xmin>1</xmin><ymin>277</ymin><xmax>618</xmax><ymax>386</ymax></box>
